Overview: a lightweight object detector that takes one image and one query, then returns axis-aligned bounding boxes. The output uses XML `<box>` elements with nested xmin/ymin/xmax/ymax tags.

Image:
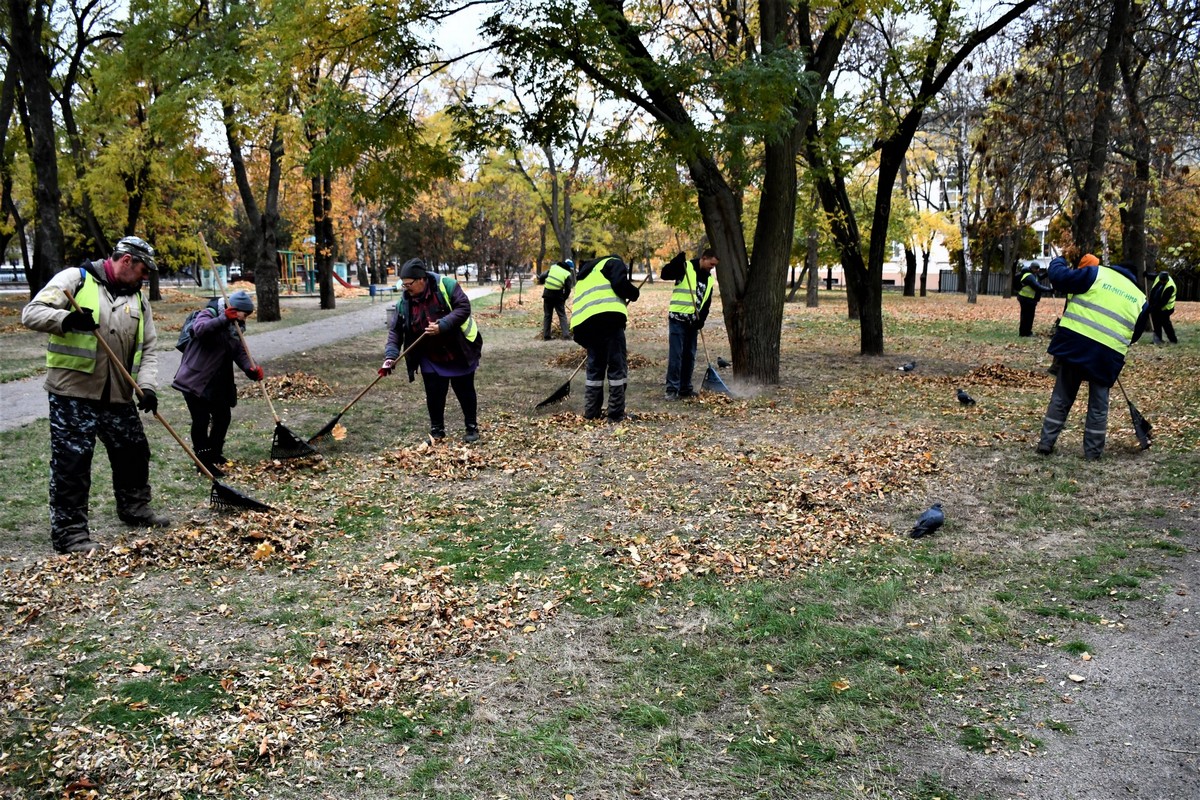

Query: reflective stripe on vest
<box><xmin>1018</xmin><ymin>273</ymin><xmax>1037</xmax><ymax>299</ymax></box>
<box><xmin>668</xmin><ymin>261</ymin><xmax>713</xmax><ymax>315</ymax></box>
<box><xmin>46</xmin><ymin>270</ymin><xmax>146</xmax><ymax>380</ymax></box>
<box><xmin>545</xmin><ymin>264</ymin><xmax>571</xmax><ymax>292</ymax></box>
<box><xmin>571</xmin><ymin>258</ymin><xmax>626</xmax><ymax>329</ymax></box>
<box><xmin>1059</xmin><ymin>267</ymin><xmax>1144</xmax><ymax>356</ymax></box>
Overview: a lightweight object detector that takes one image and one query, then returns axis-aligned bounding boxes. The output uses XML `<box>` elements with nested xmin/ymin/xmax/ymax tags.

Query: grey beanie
<box><xmin>229</xmin><ymin>289</ymin><xmax>255</xmax><ymax>313</ymax></box>
<box><xmin>400</xmin><ymin>258</ymin><xmax>428</xmax><ymax>280</ymax></box>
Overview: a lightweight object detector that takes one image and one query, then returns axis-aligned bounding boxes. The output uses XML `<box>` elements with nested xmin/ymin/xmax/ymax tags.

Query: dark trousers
<box><xmin>48</xmin><ymin>393</ymin><xmax>152</xmax><ymax>550</ymax></box>
<box><xmin>421</xmin><ymin>371</ymin><xmax>478</xmax><ymax>433</ymax></box>
<box><xmin>1038</xmin><ymin>362</ymin><xmax>1111</xmax><ymax>459</ymax></box>
<box><xmin>182</xmin><ymin>392</ymin><xmax>232</xmax><ymax>458</ymax></box>
<box><xmin>542</xmin><ymin>298</ymin><xmax>571</xmax><ymax>340</ymax></box>
<box><xmin>1150</xmin><ymin>308</ymin><xmax>1177</xmax><ymax>343</ymax></box>
<box><xmin>583</xmin><ymin>329</ymin><xmax>628</xmax><ymax>421</ymax></box>
<box><xmin>665</xmin><ymin>317</ymin><xmax>699</xmax><ymax>394</ymax></box>
<box><xmin>1017</xmin><ymin>296</ymin><xmax>1038</xmax><ymax>337</ymax></box>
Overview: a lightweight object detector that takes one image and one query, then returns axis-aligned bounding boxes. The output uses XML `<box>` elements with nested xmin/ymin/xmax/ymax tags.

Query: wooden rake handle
<box><xmin>63</xmin><ymin>287</ymin><xmax>217</xmax><ymax>481</ymax></box>
<box><xmin>197</xmin><ymin>233</ymin><xmax>278</xmax><ymax>423</ymax></box>
<box><xmin>339</xmin><ymin>330</ymin><xmax>430</xmax><ymax>415</ymax></box>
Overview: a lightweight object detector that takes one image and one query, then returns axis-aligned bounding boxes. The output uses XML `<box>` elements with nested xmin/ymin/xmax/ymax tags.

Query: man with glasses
<box><xmin>22</xmin><ymin>235</ymin><xmax>171</xmax><ymax>554</ymax></box>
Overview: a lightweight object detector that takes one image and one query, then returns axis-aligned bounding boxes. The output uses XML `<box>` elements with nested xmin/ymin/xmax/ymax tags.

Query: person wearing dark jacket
<box><xmin>1016</xmin><ymin>263</ymin><xmax>1053</xmax><ymax>337</ymax></box>
<box><xmin>570</xmin><ymin>255</ymin><xmax>640</xmax><ymax>422</ymax></box>
<box><xmin>1147</xmin><ymin>270</ymin><xmax>1179</xmax><ymax>344</ymax></box>
<box><xmin>380</xmin><ymin>258</ymin><xmax>483</xmax><ymax>443</ymax></box>
<box><xmin>1036</xmin><ymin>255</ymin><xmax>1149</xmax><ymax>460</ymax></box>
<box><xmin>171</xmin><ymin>290</ymin><xmax>263</xmax><ymax>474</ymax></box>
<box><xmin>662</xmin><ymin>248</ymin><xmax>717</xmax><ymax>399</ymax></box>
<box><xmin>20</xmin><ymin>236</ymin><xmax>170</xmax><ymax>553</ymax></box>
<box><xmin>537</xmin><ymin>259</ymin><xmax>575</xmax><ymax>340</ymax></box>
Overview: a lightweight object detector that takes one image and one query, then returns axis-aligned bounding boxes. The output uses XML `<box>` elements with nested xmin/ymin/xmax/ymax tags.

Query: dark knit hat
<box><xmin>400</xmin><ymin>258</ymin><xmax>428</xmax><ymax>280</ymax></box>
<box><xmin>228</xmin><ymin>289</ymin><xmax>255</xmax><ymax>313</ymax></box>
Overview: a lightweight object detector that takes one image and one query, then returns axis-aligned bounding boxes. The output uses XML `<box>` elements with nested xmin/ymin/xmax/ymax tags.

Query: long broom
<box><xmin>686</xmin><ymin>265</ymin><xmax>732</xmax><ymax>397</ymax></box>
<box><xmin>199</xmin><ymin>235</ymin><xmax>316</xmax><ymax>460</ymax></box>
<box><xmin>63</xmin><ymin>288</ymin><xmax>272</xmax><ymax>512</ymax></box>
<box><xmin>1116</xmin><ymin>377</ymin><xmax>1153</xmax><ymax>450</ymax></box>
<box><xmin>308</xmin><ymin>331</ymin><xmax>428</xmax><ymax>443</ymax></box>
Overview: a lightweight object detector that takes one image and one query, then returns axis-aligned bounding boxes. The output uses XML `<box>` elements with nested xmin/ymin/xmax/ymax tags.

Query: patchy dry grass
<box><xmin>1</xmin><ymin>288</ymin><xmax>1197</xmax><ymax>798</ymax></box>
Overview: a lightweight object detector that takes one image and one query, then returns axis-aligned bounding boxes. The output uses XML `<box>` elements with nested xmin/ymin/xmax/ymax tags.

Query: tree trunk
<box><xmin>919</xmin><ymin>248</ymin><xmax>931</xmax><ymax>297</ymax></box>
<box><xmin>1118</xmin><ymin>25</ymin><xmax>1149</xmax><ymax>278</ymax></box>
<box><xmin>7</xmin><ymin>0</ymin><xmax>65</xmax><ymax>295</ymax></box>
<box><xmin>1070</xmin><ymin>0</ymin><xmax>1131</xmax><ymax>255</ymax></box>
<box><xmin>903</xmin><ymin>246</ymin><xmax>917</xmax><ymax>296</ymax></box>
<box><xmin>805</xmin><ymin>234</ymin><xmax>819</xmax><ymax>308</ymax></box>
<box><xmin>313</xmin><ymin>172</ymin><xmax>336</xmax><ymax>309</ymax></box>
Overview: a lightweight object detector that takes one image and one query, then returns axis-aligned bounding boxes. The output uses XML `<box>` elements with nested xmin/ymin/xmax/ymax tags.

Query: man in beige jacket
<box><xmin>21</xmin><ymin>236</ymin><xmax>170</xmax><ymax>554</ymax></box>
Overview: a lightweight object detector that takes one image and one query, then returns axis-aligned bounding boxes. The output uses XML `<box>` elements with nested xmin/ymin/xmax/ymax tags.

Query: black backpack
<box><xmin>175</xmin><ymin>308</ymin><xmax>209</xmax><ymax>353</ymax></box>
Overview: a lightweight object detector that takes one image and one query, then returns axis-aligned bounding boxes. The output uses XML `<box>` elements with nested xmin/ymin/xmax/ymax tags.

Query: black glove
<box><xmin>63</xmin><ymin>307</ymin><xmax>99</xmax><ymax>332</ymax></box>
<box><xmin>136</xmin><ymin>389</ymin><xmax>158</xmax><ymax>414</ymax></box>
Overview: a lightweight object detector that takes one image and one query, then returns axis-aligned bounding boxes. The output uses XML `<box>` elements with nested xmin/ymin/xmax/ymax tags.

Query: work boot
<box><xmin>583</xmin><ymin>386</ymin><xmax>604</xmax><ymax>420</ymax></box>
<box><xmin>464</xmin><ymin>424</ymin><xmax>480</xmax><ymax>444</ymax></box>
<box><xmin>429</xmin><ymin>425</ymin><xmax>446</xmax><ymax>443</ymax></box>
<box><xmin>195</xmin><ymin>449</ymin><xmax>225</xmax><ymax>478</ymax></box>
<box><xmin>58</xmin><ymin>539</ymin><xmax>101</xmax><ymax>555</ymax></box>
<box><xmin>664</xmin><ymin>390</ymin><xmax>680</xmax><ymax>401</ymax></box>
<box><xmin>119</xmin><ymin>508</ymin><xmax>172</xmax><ymax>528</ymax></box>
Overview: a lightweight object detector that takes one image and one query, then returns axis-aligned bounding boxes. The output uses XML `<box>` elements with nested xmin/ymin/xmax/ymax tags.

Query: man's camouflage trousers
<box><xmin>48</xmin><ymin>393</ymin><xmax>153</xmax><ymax>551</ymax></box>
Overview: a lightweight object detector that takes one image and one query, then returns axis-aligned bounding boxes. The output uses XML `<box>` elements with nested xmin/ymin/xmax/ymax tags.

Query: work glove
<box><xmin>136</xmin><ymin>389</ymin><xmax>158</xmax><ymax>414</ymax></box>
<box><xmin>378</xmin><ymin>357</ymin><xmax>396</xmax><ymax>377</ymax></box>
<box><xmin>247</xmin><ymin>365</ymin><xmax>264</xmax><ymax>381</ymax></box>
<box><xmin>224</xmin><ymin>306</ymin><xmax>241</xmax><ymax>320</ymax></box>
<box><xmin>63</xmin><ymin>307</ymin><xmax>99</xmax><ymax>333</ymax></box>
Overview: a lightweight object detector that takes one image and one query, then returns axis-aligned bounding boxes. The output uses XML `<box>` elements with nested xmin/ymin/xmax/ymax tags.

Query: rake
<box><xmin>535</xmin><ymin>354</ymin><xmax>586</xmax><ymax>409</ymax></box>
<box><xmin>308</xmin><ymin>331</ymin><xmax>428</xmax><ymax>444</ymax></box>
<box><xmin>199</xmin><ymin>235</ymin><xmax>316</xmax><ymax>460</ymax></box>
<box><xmin>64</xmin><ymin>288</ymin><xmax>272</xmax><ymax>512</ymax></box>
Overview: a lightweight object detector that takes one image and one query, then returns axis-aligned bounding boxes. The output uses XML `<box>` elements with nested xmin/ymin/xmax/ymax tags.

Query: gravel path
<box><xmin>0</xmin><ymin>289</ymin><xmax>492</xmax><ymax>432</ymax></box>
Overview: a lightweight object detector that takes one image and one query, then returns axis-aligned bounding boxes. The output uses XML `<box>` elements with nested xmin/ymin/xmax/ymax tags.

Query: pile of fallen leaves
<box><xmin>239</xmin><ymin>371</ymin><xmax>335</xmax><ymax>400</ymax></box>
<box><xmin>950</xmin><ymin>362</ymin><xmax>1053</xmax><ymax>388</ymax></box>
<box><xmin>544</xmin><ymin>350</ymin><xmax>657</xmax><ymax>369</ymax></box>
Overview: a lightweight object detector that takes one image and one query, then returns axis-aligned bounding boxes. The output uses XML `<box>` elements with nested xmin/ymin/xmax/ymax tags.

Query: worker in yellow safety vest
<box><xmin>537</xmin><ymin>259</ymin><xmax>575</xmax><ymax>340</ymax></box>
<box><xmin>21</xmin><ymin>236</ymin><xmax>171</xmax><ymax>554</ymax></box>
<box><xmin>570</xmin><ymin>255</ymin><xmax>641</xmax><ymax>422</ymax></box>
<box><xmin>662</xmin><ymin>248</ymin><xmax>717</xmax><ymax>398</ymax></box>
<box><xmin>1147</xmin><ymin>269</ymin><xmax>1179</xmax><ymax>344</ymax></box>
<box><xmin>1036</xmin><ymin>254</ymin><xmax>1149</xmax><ymax>460</ymax></box>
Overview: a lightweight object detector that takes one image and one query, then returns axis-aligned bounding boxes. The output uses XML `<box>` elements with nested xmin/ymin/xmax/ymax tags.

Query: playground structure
<box><xmin>277</xmin><ymin>250</ymin><xmax>355</xmax><ymax>294</ymax></box>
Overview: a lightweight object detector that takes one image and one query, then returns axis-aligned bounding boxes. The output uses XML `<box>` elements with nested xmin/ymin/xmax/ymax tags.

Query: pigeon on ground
<box><xmin>898</xmin><ymin>361</ymin><xmax>917</xmax><ymax>372</ymax></box>
<box><xmin>717</xmin><ymin>356</ymin><xmax>732</xmax><ymax>369</ymax></box>
<box><xmin>909</xmin><ymin>503</ymin><xmax>945</xmax><ymax>539</ymax></box>
<box><xmin>956</xmin><ymin>388</ymin><xmax>976</xmax><ymax>406</ymax></box>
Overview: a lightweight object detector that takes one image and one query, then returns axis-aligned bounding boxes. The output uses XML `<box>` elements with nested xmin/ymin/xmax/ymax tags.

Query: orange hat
<box><xmin>1079</xmin><ymin>253</ymin><xmax>1100</xmax><ymax>268</ymax></box>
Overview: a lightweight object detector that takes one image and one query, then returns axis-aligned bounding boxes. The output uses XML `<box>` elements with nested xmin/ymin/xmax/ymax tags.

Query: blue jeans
<box><xmin>666</xmin><ymin>317</ymin><xmax>698</xmax><ymax>394</ymax></box>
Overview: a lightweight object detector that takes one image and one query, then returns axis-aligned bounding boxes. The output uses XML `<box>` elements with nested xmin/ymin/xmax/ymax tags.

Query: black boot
<box><xmin>195</xmin><ymin>449</ymin><xmax>225</xmax><ymax>478</ymax></box>
<box><xmin>464</xmin><ymin>423</ymin><xmax>480</xmax><ymax>443</ymax></box>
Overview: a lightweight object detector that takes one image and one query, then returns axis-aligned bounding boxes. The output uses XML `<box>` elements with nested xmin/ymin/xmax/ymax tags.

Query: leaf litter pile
<box><xmin>3</xmin><ymin>291</ymin><xmax>1197</xmax><ymax>797</ymax></box>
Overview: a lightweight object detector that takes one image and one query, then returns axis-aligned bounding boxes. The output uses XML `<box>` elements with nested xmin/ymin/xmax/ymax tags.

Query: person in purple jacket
<box><xmin>1036</xmin><ymin>254</ymin><xmax>1149</xmax><ymax>460</ymax></box>
<box><xmin>171</xmin><ymin>290</ymin><xmax>263</xmax><ymax>475</ymax></box>
<box><xmin>379</xmin><ymin>259</ymin><xmax>483</xmax><ymax>443</ymax></box>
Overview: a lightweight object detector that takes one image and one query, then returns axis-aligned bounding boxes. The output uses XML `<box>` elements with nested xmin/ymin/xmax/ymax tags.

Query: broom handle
<box><xmin>63</xmin><ymin>288</ymin><xmax>216</xmax><ymax>481</ymax></box>
<box><xmin>684</xmin><ymin>261</ymin><xmax>715</xmax><ymax>366</ymax></box>
<box><xmin>198</xmin><ymin>234</ymin><xmax>280</xmax><ymax>424</ymax></box>
<box><xmin>338</xmin><ymin>331</ymin><xmax>430</xmax><ymax>415</ymax></box>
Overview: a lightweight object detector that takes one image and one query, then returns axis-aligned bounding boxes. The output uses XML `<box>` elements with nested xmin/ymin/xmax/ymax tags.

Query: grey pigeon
<box><xmin>956</xmin><ymin>388</ymin><xmax>976</xmax><ymax>406</ymax></box>
<box><xmin>898</xmin><ymin>361</ymin><xmax>917</xmax><ymax>372</ymax></box>
<box><xmin>909</xmin><ymin>503</ymin><xmax>944</xmax><ymax>538</ymax></box>
<box><xmin>717</xmin><ymin>356</ymin><xmax>732</xmax><ymax>369</ymax></box>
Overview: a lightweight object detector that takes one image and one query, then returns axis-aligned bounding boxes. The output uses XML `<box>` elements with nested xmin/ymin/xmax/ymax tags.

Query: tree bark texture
<box><xmin>1070</xmin><ymin>0</ymin><xmax>1131</xmax><ymax>256</ymax></box>
<box><xmin>6</xmin><ymin>0</ymin><xmax>65</xmax><ymax>295</ymax></box>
